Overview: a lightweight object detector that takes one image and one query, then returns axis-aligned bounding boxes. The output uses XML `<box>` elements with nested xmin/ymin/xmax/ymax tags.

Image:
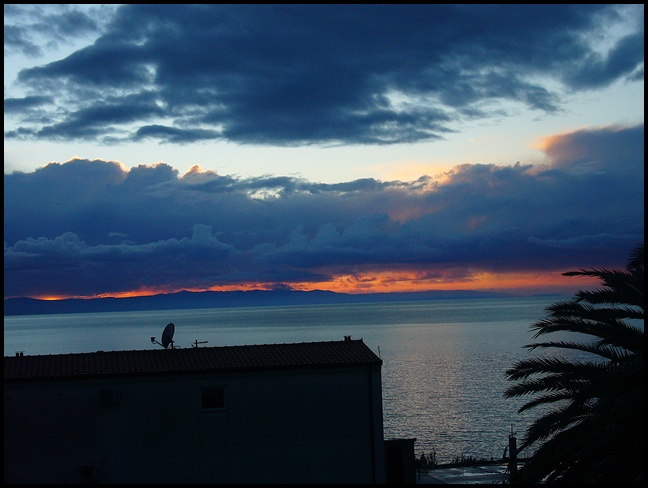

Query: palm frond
<box><xmin>504</xmin><ymin>243</ymin><xmax>644</xmax><ymax>484</ymax></box>
<box><xmin>528</xmin><ymin>314</ymin><xmax>644</xmax><ymax>354</ymax></box>
<box><xmin>523</xmin><ymin>339</ymin><xmax>640</xmax><ymax>361</ymax></box>
<box><xmin>506</xmin><ymin>355</ymin><xmax>612</xmax><ymax>380</ymax></box>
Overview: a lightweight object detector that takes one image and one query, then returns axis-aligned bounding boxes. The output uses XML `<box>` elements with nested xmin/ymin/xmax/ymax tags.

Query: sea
<box><xmin>4</xmin><ymin>295</ymin><xmax>567</xmax><ymax>464</ymax></box>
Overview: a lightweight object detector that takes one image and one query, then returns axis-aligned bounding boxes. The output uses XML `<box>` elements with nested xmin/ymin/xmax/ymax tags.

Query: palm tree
<box><xmin>505</xmin><ymin>243</ymin><xmax>644</xmax><ymax>484</ymax></box>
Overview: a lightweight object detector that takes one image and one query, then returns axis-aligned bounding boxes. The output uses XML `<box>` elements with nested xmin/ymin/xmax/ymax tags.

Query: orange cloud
<box><xmin>285</xmin><ymin>268</ymin><xmax>599</xmax><ymax>295</ymax></box>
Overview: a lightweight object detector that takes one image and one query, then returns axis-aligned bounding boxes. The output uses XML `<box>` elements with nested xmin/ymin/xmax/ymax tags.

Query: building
<box><xmin>4</xmin><ymin>337</ymin><xmax>386</xmax><ymax>484</ymax></box>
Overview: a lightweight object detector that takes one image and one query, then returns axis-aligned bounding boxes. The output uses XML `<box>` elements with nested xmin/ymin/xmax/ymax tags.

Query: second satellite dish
<box><xmin>161</xmin><ymin>322</ymin><xmax>175</xmax><ymax>349</ymax></box>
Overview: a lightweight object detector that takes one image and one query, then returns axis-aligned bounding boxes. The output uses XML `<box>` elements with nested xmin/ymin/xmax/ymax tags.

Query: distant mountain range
<box><xmin>3</xmin><ymin>289</ymin><xmax>525</xmax><ymax>316</ymax></box>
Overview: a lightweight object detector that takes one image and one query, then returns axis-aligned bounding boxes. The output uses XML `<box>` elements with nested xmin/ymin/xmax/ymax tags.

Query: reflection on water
<box><xmin>4</xmin><ymin>296</ymin><xmax>561</xmax><ymax>463</ymax></box>
<box><xmin>377</xmin><ymin>318</ymin><xmax>540</xmax><ymax>463</ymax></box>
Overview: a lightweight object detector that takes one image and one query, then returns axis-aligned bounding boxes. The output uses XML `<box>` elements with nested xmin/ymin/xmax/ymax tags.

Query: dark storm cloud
<box><xmin>133</xmin><ymin>125</ymin><xmax>222</xmax><ymax>144</ymax></box>
<box><xmin>3</xmin><ymin>125</ymin><xmax>643</xmax><ymax>298</ymax></box>
<box><xmin>3</xmin><ymin>4</ymin><xmax>108</xmax><ymax>57</ymax></box>
<box><xmin>563</xmin><ymin>30</ymin><xmax>645</xmax><ymax>89</ymax></box>
<box><xmin>33</xmin><ymin>92</ymin><xmax>168</xmax><ymax>141</ymax></box>
<box><xmin>3</xmin><ymin>95</ymin><xmax>52</xmax><ymax>113</ymax></box>
<box><xmin>5</xmin><ymin>4</ymin><xmax>644</xmax><ymax>146</ymax></box>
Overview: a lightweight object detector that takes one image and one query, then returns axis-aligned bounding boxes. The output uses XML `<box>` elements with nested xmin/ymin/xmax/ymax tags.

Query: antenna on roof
<box><xmin>192</xmin><ymin>339</ymin><xmax>209</xmax><ymax>348</ymax></box>
<box><xmin>151</xmin><ymin>322</ymin><xmax>175</xmax><ymax>349</ymax></box>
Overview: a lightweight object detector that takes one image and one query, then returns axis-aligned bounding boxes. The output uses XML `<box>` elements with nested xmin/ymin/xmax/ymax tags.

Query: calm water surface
<box><xmin>4</xmin><ymin>296</ymin><xmax>563</xmax><ymax>463</ymax></box>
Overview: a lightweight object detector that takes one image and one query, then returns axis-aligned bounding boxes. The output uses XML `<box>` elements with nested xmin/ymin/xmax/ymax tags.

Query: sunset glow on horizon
<box><xmin>17</xmin><ymin>268</ymin><xmax>603</xmax><ymax>302</ymax></box>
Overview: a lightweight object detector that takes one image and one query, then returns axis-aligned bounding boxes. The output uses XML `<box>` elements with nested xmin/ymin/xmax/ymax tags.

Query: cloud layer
<box><xmin>4</xmin><ymin>5</ymin><xmax>644</xmax><ymax>147</ymax></box>
<box><xmin>4</xmin><ymin>125</ymin><xmax>643</xmax><ymax>298</ymax></box>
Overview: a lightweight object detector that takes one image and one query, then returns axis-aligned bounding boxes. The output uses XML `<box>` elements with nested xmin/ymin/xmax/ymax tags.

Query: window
<box><xmin>201</xmin><ymin>385</ymin><xmax>225</xmax><ymax>410</ymax></box>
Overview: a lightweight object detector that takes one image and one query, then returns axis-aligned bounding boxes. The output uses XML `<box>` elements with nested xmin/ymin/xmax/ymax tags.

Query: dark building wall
<box><xmin>385</xmin><ymin>438</ymin><xmax>417</xmax><ymax>484</ymax></box>
<box><xmin>4</xmin><ymin>366</ymin><xmax>385</xmax><ymax>484</ymax></box>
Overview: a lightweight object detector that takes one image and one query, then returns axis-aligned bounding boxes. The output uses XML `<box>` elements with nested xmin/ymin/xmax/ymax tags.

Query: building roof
<box><xmin>4</xmin><ymin>338</ymin><xmax>382</xmax><ymax>382</ymax></box>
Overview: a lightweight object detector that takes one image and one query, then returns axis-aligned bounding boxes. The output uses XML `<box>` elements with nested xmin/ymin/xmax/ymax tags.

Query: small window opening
<box><xmin>201</xmin><ymin>386</ymin><xmax>225</xmax><ymax>410</ymax></box>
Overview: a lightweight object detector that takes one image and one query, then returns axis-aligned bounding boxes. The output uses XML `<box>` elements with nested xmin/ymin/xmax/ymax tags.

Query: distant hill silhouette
<box><xmin>3</xmin><ymin>289</ymin><xmax>519</xmax><ymax>316</ymax></box>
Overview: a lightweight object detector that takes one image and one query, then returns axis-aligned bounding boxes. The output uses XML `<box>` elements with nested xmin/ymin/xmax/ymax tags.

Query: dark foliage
<box><xmin>505</xmin><ymin>243</ymin><xmax>644</xmax><ymax>483</ymax></box>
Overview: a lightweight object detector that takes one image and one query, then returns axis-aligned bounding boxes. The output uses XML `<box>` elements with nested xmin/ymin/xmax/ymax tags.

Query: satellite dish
<box><xmin>151</xmin><ymin>322</ymin><xmax>175</xmax><ymax>349</ymax></box>
<box><xmin>161</xmin><ymin>322</ymin><xmax>175</xmax><ymax>349</ymax></box>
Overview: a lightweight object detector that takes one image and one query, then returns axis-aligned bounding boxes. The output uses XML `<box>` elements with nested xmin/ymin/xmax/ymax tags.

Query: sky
<box><xmin>3</xmin><ymin>4</ymin><xmax>644</xmax><ymax>300</ymax></box>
